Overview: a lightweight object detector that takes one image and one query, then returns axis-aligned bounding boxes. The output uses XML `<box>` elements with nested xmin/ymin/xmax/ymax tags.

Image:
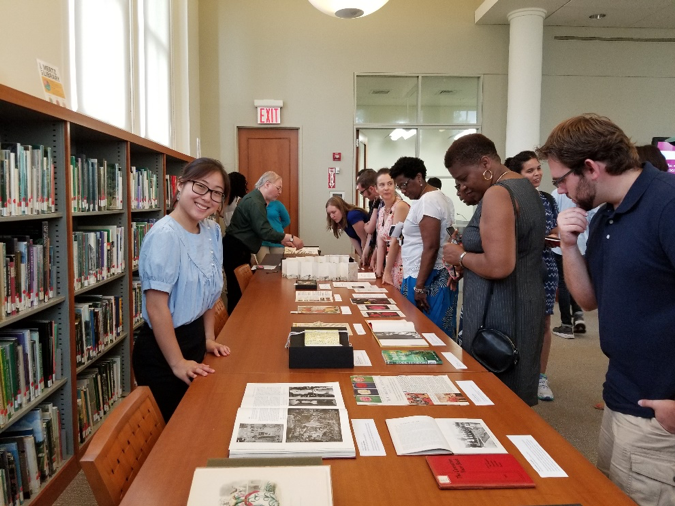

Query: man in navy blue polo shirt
<box><xmin>538</xmin><ymin>114</ymin><xmax>675</xmax><ymax>506</ymax></box>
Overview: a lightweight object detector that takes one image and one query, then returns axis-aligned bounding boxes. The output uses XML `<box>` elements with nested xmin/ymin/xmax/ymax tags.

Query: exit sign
<box><xmin>257</xmin><ymin>107</ymin><xmax>281</xmax><ymax>124</ymax></box>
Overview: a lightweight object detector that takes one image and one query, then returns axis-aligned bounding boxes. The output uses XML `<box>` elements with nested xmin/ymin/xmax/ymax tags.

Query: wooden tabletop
<box><xmin>120</xmin><ymin>272</ymin><xmax>634</xmax><ymax>506</ymax></box>
<box><xmin>121</xmin><ymin>371</ymin><xmax>633</xmax><ymax>506</ymax></box>
<box><xmin>212</xmin><ymin>272</ymin><xmax>485</xmax><ymax>374</ymax></box>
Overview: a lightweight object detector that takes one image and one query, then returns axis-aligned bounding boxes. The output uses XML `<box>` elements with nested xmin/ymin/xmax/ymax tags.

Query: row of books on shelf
<box><xmin>0</xmin><ymin>144</ymin><xmax>56</xmax><ymax>217</ymax></box>
<box><xmin>165</xmin><ymin>174</ymin><xmax>178</xmax><ymax>208</ymax></box>
<box><xmin>130</xmin><ymin>167</ymin><xmax>159</xmax><ymax>210</ymax></box>
<box><xmin>74</xmin><ymin>295</ymin><xmax>124</xmax><ymax>367</ymax></box>
<box><xmin>131</xmin><ymin>220</ymin><xmax>157</xmax><ymax>270</ymax></box>
<box><xmin>76</xmin><ymin>357</ymin><xmax>122</xmax><ymax>444</ymax></box>
<box><xmin>1</xmin><ymin>227</ymin><xmax>55</xmax><ymax>321</ymax></box>
<box><xmin>70</xmin><ymin>155</ymin><xmax>124</xmax><ymax>213</ymax></box>
<box><xmin>73</xmin><ymin>226</ymin><xmax>125</xmax><ymax>290</ymax></box>
<box><xmin>0</xmin><ymin>321</ymin><xmax>58</xmax><ymax>425</ymax></box>
<box><xmin>0</xmin><ymin>403</ymin><xmax>63</xmax><ymax>505</ymax></box>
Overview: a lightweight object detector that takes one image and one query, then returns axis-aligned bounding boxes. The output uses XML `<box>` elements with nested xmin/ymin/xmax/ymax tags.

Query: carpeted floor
<box><xmin>53</xmin><ymin>310</ymin><xmax>607</xmax><ymax>505</ymax></box>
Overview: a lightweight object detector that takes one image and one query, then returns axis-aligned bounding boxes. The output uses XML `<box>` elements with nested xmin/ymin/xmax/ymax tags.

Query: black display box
<box><xmin>288</xmin><ymin>327</ymin><xmax>353</xmax><ymax>369</ymax></box>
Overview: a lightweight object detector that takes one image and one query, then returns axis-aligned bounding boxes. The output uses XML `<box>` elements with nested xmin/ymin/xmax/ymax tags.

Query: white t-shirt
<box><xmin>401</xmin><ymin>189</ymin><xmax>455</xmax><ymax>278</ymax></box>
<box><xmin>552</xmin><ymin>192</ymin><xmax>598</xmax><ymax>256</ymax></box>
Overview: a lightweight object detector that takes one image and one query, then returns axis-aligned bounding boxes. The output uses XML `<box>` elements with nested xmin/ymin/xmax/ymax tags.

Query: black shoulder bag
<box><xmin>469</xmin><ymin>182</ymin><xmax>519</xmax><ymax>374</ymax></box>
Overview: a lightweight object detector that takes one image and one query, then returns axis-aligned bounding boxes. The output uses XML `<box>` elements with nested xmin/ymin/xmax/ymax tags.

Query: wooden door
<box><xmin>237</xmin><ymin>128</ymin><xmax>299</xmax><ymax>237</ymax></box>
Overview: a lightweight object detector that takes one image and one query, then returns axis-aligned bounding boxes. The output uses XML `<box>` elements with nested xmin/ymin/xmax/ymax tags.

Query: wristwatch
<box><xmin>289</xmin><ymin>235</ymin><xmax>294</xmax><ymax>243</ymax></box>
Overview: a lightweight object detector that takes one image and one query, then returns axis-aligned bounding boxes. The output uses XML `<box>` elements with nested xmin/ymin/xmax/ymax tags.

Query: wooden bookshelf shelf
<box><xmin>0</xmin><ymin>82</ymin><xmax>193</xmax><ymax>505</ymax></box>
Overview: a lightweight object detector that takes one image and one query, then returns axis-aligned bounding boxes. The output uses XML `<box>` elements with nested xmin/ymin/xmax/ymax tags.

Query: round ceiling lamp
<box><xmin>308</xmin><ymin>0</ymin><xmax>389</xmax><ymax>19</ymax></box>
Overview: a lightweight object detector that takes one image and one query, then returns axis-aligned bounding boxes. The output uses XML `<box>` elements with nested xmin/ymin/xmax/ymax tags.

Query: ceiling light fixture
<box><xmin>308</xmin><ymin>0</ymin><xmax>389</xmax><ymax>19</ymax></box>
<box><xmin>389</xmin><ymin>129</ymin><xmax>416</xmax><ymax>141</ymax></box>
<box><xmin>589</xmin><ymin>13</ymin><xmax>606</xmax><ymax>20</ymax></box>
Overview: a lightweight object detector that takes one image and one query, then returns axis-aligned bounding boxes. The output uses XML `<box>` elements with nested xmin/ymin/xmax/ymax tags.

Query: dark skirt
<box><xmin>222</xmin><ymin>233</ymin><xmax>253</xmax><ymax>314</ymax></box>
<box><xmin>132</xmin><ymin>316</ymin><xmax>206</xmax><ymax>422</ymax></box>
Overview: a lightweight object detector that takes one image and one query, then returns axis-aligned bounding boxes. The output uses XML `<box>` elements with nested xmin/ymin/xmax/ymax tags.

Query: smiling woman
<box><xmin>133</xmin><ymin>157</ymin><xmax>232</xmax><ymax>422</ymax></box>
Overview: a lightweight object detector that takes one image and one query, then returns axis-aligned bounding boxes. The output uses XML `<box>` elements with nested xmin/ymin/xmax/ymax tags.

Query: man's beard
<box><xmin>574</xmin><ymin>174</ymin><xmax>596</xmax><ymax>211</ymax></box>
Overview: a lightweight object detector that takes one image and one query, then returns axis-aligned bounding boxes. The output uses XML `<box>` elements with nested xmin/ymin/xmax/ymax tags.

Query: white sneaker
<box><xmin>538</xmin><ymin>373</ymin><xmax>554</xmax><ymax>401</ymax></box>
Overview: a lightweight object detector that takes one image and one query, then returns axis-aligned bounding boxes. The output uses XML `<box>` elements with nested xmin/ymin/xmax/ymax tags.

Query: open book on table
<box><xmin>229</xmin><ymin>382</ymin><xmax>355</xmax><ymax>459</ymax></box>
<box><xmin>367</xmin><ymin>319</ymin><xmax>427</xmax><ymax>347</ymax></box>
<box><xmin>386</xmin><ymin>416</ymin><xmax>506</xmax><ymax>456</ymax></box>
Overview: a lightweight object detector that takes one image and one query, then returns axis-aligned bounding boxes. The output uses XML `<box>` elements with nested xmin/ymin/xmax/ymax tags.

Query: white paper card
<box><xmin>334</xmin><ymin>294</ymin><xmax>342</xmax><ymax>302</ymax></box>
<box><xmin>353</xmin><ymin>323</ymin><xmax>366</xmax><ymax>335</ymax></box>
<box><xmin>319</xmin><ymin>283</ymin><xmax>331</xmax><ymax>289</ymax></box>
<box><xmin>422</xmin><ymin>332</ymin><xmax>445</xmax><ymax>346</ymax></box>
<box><xmin>351</xmin><ymin>419</ymin><xmax>386</xmax><ymax>456</ymax></box>
<box><xmin>441</xmin><ymin>352</ymin><xmax>467</xmax><ymax>370</ymax></box>
<box><xmin>358</xmin><ymin>272</ymin><xmax>377</xmax><ymax>280</ymax></box>
<box><xmin>341</xmin><ymin>306</ymin><xmax>352</xmax><ymax>315</ymax></box>
<box><xmin>507</xmin><ymin>435</ymin><xmax>568</xmax><ymax>478</ymax></box>
<box><xmin>353</xmin><ymin>350</ymin><xmax>372</xmax><ymax>366</ymax></box>
<box><xmin>456</xmin><ymin>380</ymin><xmax>494</xmax><ymax>405</ymax></box>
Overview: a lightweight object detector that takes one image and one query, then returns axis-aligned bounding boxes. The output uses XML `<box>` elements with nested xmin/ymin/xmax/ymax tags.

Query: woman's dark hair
<box><xmin>325</xmin><ymin>196</ymin><xmax>367</xmax><ymax>238</ymax></box>
<box><xmin>636</xmin><ymin>145</ymin><xmax>668</xmax><ymax>172</ymax></box>
<box><xmin>228</xmin><ymin>172</ymin><xmax>249</xmax><ymax>204</ymax></box>
<box><xmin>505</xmin><ymin>150</ymin><xmax>538</xmax><ymax>173</ymax></box>
<box><xmin>389</xmin><ymin>156</ymin><xmax>427</xmax><ymax>181</ymax></box>
<box><xmin>444</xmin><ymin>134</ymin><xmax>500</xmax><ymax>170</ymax></box>
<box><xmin>173</xmin><ymin>157</ymin><xmax>230</xmax><ymax>211</ymax></box>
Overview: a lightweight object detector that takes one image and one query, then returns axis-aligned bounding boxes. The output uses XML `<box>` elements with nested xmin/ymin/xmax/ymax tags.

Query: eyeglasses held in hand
<box><xmin>189</xmin><ymin>180</ymin><xmax>226</xmax><ymax>203</ymax></box>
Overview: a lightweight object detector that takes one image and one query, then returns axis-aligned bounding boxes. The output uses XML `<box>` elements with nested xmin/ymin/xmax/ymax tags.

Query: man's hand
<box><xmin>638</xmin><ymin>399</ymin><xmax>675</xmax><ymax>434</ymax></box>
<box><xmin>557</xmin><ymin>208</ymin><xmax>588</xmax><ymax>249</ymax></box>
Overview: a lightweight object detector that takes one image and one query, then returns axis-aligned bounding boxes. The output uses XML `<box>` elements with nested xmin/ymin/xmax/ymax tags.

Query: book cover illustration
<box><xmin>382</xmin><ymin>350</ymin><xmax>443</xmax><ymax>365</ymax></box>
<box><xmin>361</xmin><ymin>310</ymin><xmax>405</xmax><ymax>318</ymax></box>
<box><xmin>295</xmin><ymin>290</ymin><xmax>333</xmax><ymax>302</ymax></box>
<box><xmin>356</xmin><ymin>304</ymin><xmax>400</xmax><ymax>311</ymax></box>
<box><xmin>426</xmin><ymin>454</ymin><xmax>535</xmax><ymax>489</ymax></box>
<box><xmin>296</xmin><ymin>306</ymin><xmax>340</xmax><ymax>314</ymax></box>
<box><xmin>303</xmin><ymin>329</ymin><xmax>341</xmax><ymax>346</ymax></box>
<box><xmin>349</xmin><ymin>297</ymin><xmax>395</xmax><ymax>305</ymax></box>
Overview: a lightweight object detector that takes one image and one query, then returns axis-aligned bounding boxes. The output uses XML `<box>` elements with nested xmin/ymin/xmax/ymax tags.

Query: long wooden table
<box><xmin>120</xmin><ymin>272</ymin><xmax>634</xmax><ymax>506</ymax></box>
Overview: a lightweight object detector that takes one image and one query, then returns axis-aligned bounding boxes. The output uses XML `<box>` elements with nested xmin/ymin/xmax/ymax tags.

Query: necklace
<box><xmin>493</xmin><ymin>171</ymin><xmax>508</xmax><ymax>184</ymax></box>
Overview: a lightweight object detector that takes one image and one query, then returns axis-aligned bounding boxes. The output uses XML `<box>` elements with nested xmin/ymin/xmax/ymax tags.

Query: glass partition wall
<box><xmin>355</xmin><ymin>75</ymin><xmax>481</xmax><ymax>224</ymax></box>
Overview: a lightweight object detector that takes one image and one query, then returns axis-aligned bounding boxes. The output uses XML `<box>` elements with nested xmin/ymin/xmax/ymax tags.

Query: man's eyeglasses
<box><xmin>189</xmin><ymin>180</ymin><xmax>226</xmax><ymax>203</ymax></box>
<box><xmin>396</xmin><ymin>178</ymin><xmax>413</xmax><ymax>190</ymax></box>
<box><xmin>552</xmin><ymin>169</ymin><xmax>574</xmax><ymax>188</ymax></box>
<box><xmin>268</xmin><ymin>181</ymin><xmax>282</xmax><ymax>193</ymax></box>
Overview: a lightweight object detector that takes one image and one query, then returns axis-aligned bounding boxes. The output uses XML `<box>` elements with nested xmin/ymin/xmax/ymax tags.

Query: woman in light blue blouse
<box><xmin>256</xmin><ymin>199</ymin><xmax>291</xmax><ymax>263</ymax></box>
<box><xmin>132</xmin><ymin>158</ymin><xmax>232</xmax><ymax>421</ymax></box>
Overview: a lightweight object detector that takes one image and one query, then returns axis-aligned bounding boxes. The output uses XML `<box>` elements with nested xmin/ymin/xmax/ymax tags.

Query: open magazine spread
<box><xmin>386</xmin><ymin>416</ymin><xmax>506</xmax><ymax>456</ymax></box>
<box><xmin>187</xmin><ymin>465</ymin><xmax>333</xmax><ymax>506</ymax></box>
<box><xmin>229</xmin><ymin>382</ymin><xmax>356</xmax><ymax>459</ymax></box>
<box><xmin>295</xmin><ymin>290</ymin><xmax>334</xmax><ymax>302</ymax></box>
<box><xmin>351</xmin><ymin>375</ymin><xmax>469</xmax><ymax>406</ymax></box>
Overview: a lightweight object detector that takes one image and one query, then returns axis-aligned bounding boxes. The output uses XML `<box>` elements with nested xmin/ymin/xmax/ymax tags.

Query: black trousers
<box><xmin>132</xmin><ymin>316</ymin><xmax>206</xmax><ymax>422</ymax></box>
<box><xmin>553</xmin><ymin>252</ymin><xmax>582</xmax><ymax>325</ymax></box>
<box><xmin>222</xmin><ymin>234</ymin><xmax>253</xmax><ymax>314</ymax></box>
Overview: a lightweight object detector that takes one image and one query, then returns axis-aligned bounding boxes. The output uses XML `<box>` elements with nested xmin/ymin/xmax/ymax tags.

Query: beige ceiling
<box><xmin>475</xmin><ymin>0</ymin><xmax>675</xmax><ymax>28</ymax></box>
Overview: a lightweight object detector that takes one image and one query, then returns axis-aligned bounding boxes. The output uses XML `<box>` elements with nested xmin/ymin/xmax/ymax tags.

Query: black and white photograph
<box><xmin>288</xmin><ymin>398</ymin><xmax>338</xmax><ymax>407</ymax></box>
<box><xmin>288</xmin><ymin>385</ymin><xmax>335</xmax><ymax>398</ymax></box>
<box><xmin>451</xmin><ymin>421</ymin><xmax>499</xmax><ymax>449</ymax></box>
<box><xmin>236</xmin><ymin>423</ymin><xmax>284</xmax><ymax>443</ymax></box>
<box><xmin>286</xmin><ymin>408</ymin><xmax>343</xmax><ymax>443</ymax></box>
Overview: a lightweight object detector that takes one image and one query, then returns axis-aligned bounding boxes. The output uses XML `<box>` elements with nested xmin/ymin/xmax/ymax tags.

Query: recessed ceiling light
<box><xmin>589</xmin><ymin>13</ymin><xmax>606</xmax><ymax>20</ymax></box>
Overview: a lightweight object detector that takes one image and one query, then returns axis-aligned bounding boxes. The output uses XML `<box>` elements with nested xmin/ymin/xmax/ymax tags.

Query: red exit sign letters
<box><xmin>257</xmin><ymin>107</ymin><xmax>281</xmax><ymax>124</ymax></box>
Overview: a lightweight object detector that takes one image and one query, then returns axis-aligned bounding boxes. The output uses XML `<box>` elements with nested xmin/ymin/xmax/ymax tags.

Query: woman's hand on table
<box><xmin>171</xmin><ymin>359</ymin><xmax>215</xmax><ymax>385</ymax></box>
<box><xmin>206</xmin><ymin>339</ymin><xmax>231</xmax><ymax>357</ymax></box>
<box><xmin>382</xmin><ymin>270</ymin><xmax>393</xmax><ymax>286</ymax></box>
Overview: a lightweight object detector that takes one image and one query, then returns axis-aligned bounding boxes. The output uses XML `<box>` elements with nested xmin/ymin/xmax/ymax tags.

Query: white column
<box><xmin>505</xmin><ymin>8</ymin><xmax>546</xmax><ymax>157</ymax></box>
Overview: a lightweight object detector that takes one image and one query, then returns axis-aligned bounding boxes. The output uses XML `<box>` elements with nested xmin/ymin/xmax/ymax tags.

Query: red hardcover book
<box><xmin>426</xmin><ymin>454</ymin><xmax>535</xmax><ymax>489</ymax></box>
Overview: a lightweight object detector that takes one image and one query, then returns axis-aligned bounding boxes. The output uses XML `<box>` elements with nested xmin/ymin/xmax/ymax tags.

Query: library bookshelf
<box><xmin>0</xmin><ymin>83</ymin><xmax>192</xmax><ymax>505</ymax></box>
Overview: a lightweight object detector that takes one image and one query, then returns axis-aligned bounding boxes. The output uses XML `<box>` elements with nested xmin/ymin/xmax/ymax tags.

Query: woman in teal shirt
<box><xmin>256</xmin><ymin>199</ymin><xmax>291</xmax><ymax>263</ymax></box>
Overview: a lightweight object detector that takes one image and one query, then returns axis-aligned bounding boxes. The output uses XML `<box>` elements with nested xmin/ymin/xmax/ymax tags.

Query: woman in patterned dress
<box><xmin>506</xmin><ymin>151</ymin><xmax>559</xmax><ymax>402</ymax></box>
<box><xmin>374</xmin><ymin>169</ymin><xmax>410</xmax><ymax>289</ymax></box>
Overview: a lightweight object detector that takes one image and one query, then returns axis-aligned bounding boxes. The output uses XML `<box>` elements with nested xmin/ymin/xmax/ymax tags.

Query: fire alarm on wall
<box><xmin>333</xmin><ymin>152</ymin><xmax>341</xmax><ymax>161</ymax></box>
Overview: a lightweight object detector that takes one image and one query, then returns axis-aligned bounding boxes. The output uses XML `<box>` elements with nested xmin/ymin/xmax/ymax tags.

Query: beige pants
<box><xmin>597</xmin><ymin>406</ymin><xmax>675</xmax><ymax>506</ymax></box>
<box><xmin>256</xmin><ymin>246</ymin><xmax>284</xmax><ymax>264</ymax></box>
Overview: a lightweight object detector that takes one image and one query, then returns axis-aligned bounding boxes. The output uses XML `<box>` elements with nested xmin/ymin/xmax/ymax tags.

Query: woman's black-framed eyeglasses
<box><xmin>396</xmin><ymin>178</ymin><xmax>413</xmax><ymax>190</ymax></box>
<box><xmin>552</xmin><ymin>169</ymin><xmax>574</xmax><ymax>188</ymax></box>
<box><xmin>188</xmin><ymin>180</ymin><xmax>226</xmax><ymax>202</ymax></box>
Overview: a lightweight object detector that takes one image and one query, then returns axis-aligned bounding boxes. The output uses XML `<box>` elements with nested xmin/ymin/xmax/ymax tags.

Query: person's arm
<box><xmin>364</xmin><ymin>213</ymin><xmax>377</xmax><ymax>235</ymax></box>
<box><xmin>443</xmin><ymin>185</ymin><xmax>516</xmax><ymax>280</ymax></box>
<box><xmin>557</xmin><ymin>207</ymin><xmax>597</xmax><ymax>310</ymax></box>
<box><xmin>351</xmin><ymin>220</ymin><xmax>368</xmax><ymax>253</ymax></box>
<box><xmin>203</xmin><ymin>305</ymin><xmax>231</xmax><ymax>357</ymax></box>
<box><xmin>383</xmin><ymin>203</ymin><xmax>409</xmax><ymax>285</ymax></box>
<box><xmin>638</xmin><ymin>399</ymin><xmax>675</xmax><ymax>433</ymax></box>
<box><xmin>145</xmin><ymin>290</ymin><xmax>215</xmax><ymax>385</ymax></box>
<box><xmin>375</xmin><ymin>232</ymin><xmax>386</xmax><ymax>277</ymax></box>
<box><xmin>415</xmin><ymin>215</ymin><xmax>441</xmax><ymax>312</ymax></box>
<box><xmin>350</xmin><ymin>237</ymin><xmax>363</xmax><ymax>256</ymax></box>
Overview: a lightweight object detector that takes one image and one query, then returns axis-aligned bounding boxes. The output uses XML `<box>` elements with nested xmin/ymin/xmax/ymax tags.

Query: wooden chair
<box><xmin>213</xmin><ymin>298</ymin><xmax>229</xmax><ymax>336</ymax></box>
<box><xmin>81</xmin><ymin>387</ymin><xmax>165</xmax><ymax>506</ymax></box>
<box><xmin>234</xmin><ymin>264</ymin><xmax>253</xmax><ymax>293</ymax></box>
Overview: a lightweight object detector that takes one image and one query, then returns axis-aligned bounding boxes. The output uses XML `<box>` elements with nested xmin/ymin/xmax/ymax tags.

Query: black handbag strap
<box><xmin>480</xmin><ymin>181</ymin><xmax>519</xmax><ymax>328</ymax></box>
